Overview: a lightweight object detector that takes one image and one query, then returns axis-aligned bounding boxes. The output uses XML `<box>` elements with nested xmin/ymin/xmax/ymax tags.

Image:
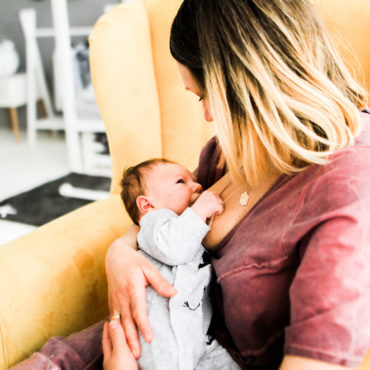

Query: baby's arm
<box><xmin>138</xmin><ymin>191</ymin><xmax>224</xmax><ymax>266</ymax></box>
<box><xmin>137</xmin><ymin>209</ymin><xmax>209</xmax><ymax>266</ymax></box>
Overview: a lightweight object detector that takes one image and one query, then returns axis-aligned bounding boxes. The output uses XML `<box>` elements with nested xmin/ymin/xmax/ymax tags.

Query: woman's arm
<box><xmin>105</xmin><ymin>224</ymin><xmax>177</xmax><ymax>358</ymax></box>
<box><xmin>280</xmin><ymin>356</ymin><xmax>349</xmax><ymax>370</ymax></box>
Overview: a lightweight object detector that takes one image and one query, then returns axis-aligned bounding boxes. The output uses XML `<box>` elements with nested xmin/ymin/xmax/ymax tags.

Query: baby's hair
<box><xmin>120</xmin><ymin>158</ymin><xmax>175</xmax><ymax>224</ymax></box>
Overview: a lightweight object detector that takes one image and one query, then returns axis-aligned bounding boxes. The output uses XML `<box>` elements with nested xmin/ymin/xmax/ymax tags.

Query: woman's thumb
<box><xmin>109</xmin><ymin>320</ymin><xmax>126</xmax><ymax>351</ymax></box>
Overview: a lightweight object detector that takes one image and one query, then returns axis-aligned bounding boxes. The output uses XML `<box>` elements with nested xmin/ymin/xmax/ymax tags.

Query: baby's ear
<box><xmin>136</xmin><ymin>195</ymin><xmax>154</xmax><ymax>215</ymax></box>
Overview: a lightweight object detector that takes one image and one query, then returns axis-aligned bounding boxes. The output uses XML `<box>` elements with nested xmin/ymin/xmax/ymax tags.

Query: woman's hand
<box><xmin>102</xmin><ymin>320</ymin><xmax>138</xmax><ymax>370</ymax></box>
<box><xmin>105</xmin><ymin>225</ymin><xmax>177</xmax><ymax>358</ymax></box>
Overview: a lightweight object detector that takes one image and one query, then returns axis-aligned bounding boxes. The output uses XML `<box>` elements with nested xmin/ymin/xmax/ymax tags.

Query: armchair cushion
<box><xmin>1</xmin><ymin>2</ymin><xmax>165</xmax><ymax>366</ymax></box>
<box><xmin>0</xmin><ymin>196</ymin><xmax>130</xmax><ymax>368</ymax></box>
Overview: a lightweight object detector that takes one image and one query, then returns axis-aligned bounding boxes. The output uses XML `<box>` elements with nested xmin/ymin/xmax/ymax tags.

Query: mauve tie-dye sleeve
<box><xmin>285</xmin><ymin>144</ymin><xmax>370</xmax><ymax>367</ymax></box>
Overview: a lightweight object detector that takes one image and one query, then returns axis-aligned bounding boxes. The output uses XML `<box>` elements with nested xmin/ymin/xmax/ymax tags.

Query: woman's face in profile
<box><xmin>176</xmin><ymin>62</ymin><xmax>213</xmax><ymax>122</ymax></box>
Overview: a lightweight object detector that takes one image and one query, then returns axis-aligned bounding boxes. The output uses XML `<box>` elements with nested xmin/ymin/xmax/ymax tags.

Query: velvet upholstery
<box><xmin>0</xmin><ymin>0</ymin><xmax>369</xmax><ymax>368</ymax></box>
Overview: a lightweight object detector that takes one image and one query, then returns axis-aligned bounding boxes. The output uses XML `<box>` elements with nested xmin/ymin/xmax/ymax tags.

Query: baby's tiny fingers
<box><xmin>217</xmin><ymin>204</ymin><xmax>224</xmax><ymax>214</ymax></box>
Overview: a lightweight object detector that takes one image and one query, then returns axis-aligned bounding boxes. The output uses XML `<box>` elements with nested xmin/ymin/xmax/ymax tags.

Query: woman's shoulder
<box><xmin>281</xmin><ymin>112</ymin><xmax>370</xmax><ymax>220</ymax></box>
<box><xmin>311</xmin><ymin>109</ymin><xmax>370</xmax><ymax>179</ymax></box>
<box><xmin>293</xmin><ymin>120</ymin><xmax>370</xmax><ymax>220</ymax></box>
<box><xmin>327</xmin><ymin>109</ymin><xmax>370</xmax><ymax>174</ymax></box>
<box><xmin>354</xmin><ymin>109</ymin><xmax>370</xmax><ymax>147</ymax></box>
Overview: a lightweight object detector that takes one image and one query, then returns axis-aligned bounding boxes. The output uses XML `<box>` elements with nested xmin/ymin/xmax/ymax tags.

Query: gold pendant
<box><xmin>239</xmin><ymin>191</ymin><xmax>249</xmax><ymax>206</ymax></box>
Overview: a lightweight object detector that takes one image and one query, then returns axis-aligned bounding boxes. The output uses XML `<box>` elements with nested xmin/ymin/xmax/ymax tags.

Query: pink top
<box><xmin>197</xmin><ymin>110</ymin><xmax>370</xmax><ymax>369</ymax></box>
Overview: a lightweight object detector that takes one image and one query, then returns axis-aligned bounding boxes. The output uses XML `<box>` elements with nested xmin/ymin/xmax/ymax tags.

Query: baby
<box><xmin>120</xmin><ymin>158</ymin><xmax>240</xmax><ymax>370</ymax></box>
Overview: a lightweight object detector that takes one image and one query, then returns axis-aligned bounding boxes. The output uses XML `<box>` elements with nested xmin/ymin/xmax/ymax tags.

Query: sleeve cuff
<box><xmin>180</xmin><ymin>207</ymin><xmax>210</xmax><ymax>238</ymax></box>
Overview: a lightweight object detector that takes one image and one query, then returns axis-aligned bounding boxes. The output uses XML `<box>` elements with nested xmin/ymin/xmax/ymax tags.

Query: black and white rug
<box><xmin>0</xmin><ymin>173</ymin><xmax>111</xmax><ymax>226</ymax></box>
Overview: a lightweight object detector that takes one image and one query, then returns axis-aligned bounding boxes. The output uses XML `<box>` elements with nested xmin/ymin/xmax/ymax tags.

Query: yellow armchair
<box><xmin>0</xmin><ymin>0</ymin><xmax>369</xmax><ymax>368</ymax></box>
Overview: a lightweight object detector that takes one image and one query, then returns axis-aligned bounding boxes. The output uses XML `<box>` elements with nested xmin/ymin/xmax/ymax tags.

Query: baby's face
<box><xmin>145</xmin><ymin>163</ymin><xmax>202</xmax><ymax>215</ymax></box>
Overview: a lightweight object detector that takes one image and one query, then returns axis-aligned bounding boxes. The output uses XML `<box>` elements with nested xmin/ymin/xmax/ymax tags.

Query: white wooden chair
<box><xmin>19</xmin><ymin>0</ymin><xmax>113</xmax><ymax>177</ymax></box>
<box><xmin>19</xmin><ymin>8</ymin><xmax>62</xmax><ymax>146</ymax></box>
<box><xmin>0</xmin><ymin>73</ymin><xmax>26</xmax><ymax>142</ymax></box>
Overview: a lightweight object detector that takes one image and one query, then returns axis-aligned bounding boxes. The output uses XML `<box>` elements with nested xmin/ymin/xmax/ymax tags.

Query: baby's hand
<box><xmin>191</xmin><ymin>190</ymin><xmax>224</xmax><ymax>222</ymax></box>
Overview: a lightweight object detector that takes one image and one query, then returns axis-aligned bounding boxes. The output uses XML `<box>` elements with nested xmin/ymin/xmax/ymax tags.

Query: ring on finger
<box><xmin>111</xmin><ymin>313</ymin><xmax>121</xmax><ymax>321</ymax></box>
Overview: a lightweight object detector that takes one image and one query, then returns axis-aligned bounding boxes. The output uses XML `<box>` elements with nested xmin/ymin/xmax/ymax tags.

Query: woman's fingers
<box><xmin>125</xmin><ymin>262</ymin><xmax>176</xmax><ymax>345</ymax></box>
<box><xmin>122</xmin><ymin>315</ymin><xmax>141</xmax><ymax>358</ymax></box>
<box><xmin>108</xmin><ymin>320</ymin><xmax>127</xmax><ymax>353</ymax></box>
<box><xmin>103</xmin><ymin>319</ymin><xmax>139</xmax><ymax>370</ymax></box>
<box><xmin>124</xmin><ymin>262</ymin><xmax>176</xmax><ymax>348</ymax></box>
<box><xmin>114</xmin><ymin>289</ymin><xmax>139</xmax><ymax>359</ymax></box>
<box><xmin>143</xmin><ymin>263</ymin><xmax>177</xmax><ymax>297</ymax></box>
<box><xmin>130</xmin><ymin>279</ymin><xmax>153</xmax><ymax>343</ymax></box>
<box><xmin>105</xmin><ymin>238</ymin><xmax>177</xmax><ymax>362</ymax></box>
<box><xmin>107</xmin><ymin>286</ymin><xmax>140</xmax><ymax>358</ymax></box>
<box><xmin>102</xmin><ymin>321</ymin><xmax>112</xmax><ymax>358</ymax></box>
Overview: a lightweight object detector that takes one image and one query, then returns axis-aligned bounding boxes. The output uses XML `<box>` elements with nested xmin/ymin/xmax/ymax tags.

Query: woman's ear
<box><xmin>136</xmin><ymin>195</ymin><xmax>154</xmax><ymax>215</ymax></box>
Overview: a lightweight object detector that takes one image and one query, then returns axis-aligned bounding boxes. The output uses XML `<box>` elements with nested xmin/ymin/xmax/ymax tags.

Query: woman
<box><xmin>103</xmin><ymin>0</ymin><xmax>370</xmax><ymax>369</ymax></box>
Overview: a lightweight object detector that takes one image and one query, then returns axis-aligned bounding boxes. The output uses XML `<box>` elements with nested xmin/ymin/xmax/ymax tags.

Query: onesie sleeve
<box><xmin>284</xmin><ymin>150</ymin><xmax>370</xmax><ymax>367</ymax></box>
<box><xmin>137</xmin><ymin>208</ymin><xmax>210</xmax><ymax>266</ymax></box>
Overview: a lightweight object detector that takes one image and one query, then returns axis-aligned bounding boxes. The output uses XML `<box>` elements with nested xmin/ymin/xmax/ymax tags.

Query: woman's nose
<box><xmin>202</xmin><ymin>100</ymin><xmax>213</xmax><ymax>122</ymax></box>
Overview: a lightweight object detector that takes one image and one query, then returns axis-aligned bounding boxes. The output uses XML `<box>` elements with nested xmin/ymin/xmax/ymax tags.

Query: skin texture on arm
<box><xmin>105</xmin><ymin>224</ymin><xmax>177</xmax><ymax>358</ymax></box>
<box><xmin>280</xmin><ymin>356</ymin><xmax>350</xmax><ymax>370</ymax></box>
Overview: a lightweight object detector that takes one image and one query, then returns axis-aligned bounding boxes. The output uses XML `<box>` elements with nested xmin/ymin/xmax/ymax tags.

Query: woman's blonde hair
<box><xmin>170</xmin><ymin>0</ymin><xmax>368</xmax><ymax>187</ymax></box>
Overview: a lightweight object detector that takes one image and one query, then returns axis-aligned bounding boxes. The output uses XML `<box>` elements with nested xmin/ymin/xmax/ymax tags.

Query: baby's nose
<box><xmin>192</xmin><ymin>182</ymin><xmax>202</xmax><ymax>193</ymax></box>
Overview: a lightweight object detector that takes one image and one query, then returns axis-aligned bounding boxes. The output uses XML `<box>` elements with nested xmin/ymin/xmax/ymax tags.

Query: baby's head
<box><xmin>121</xmin><ymin>158</ymin><xmax>202</xmax><ymax>224</ymax></box>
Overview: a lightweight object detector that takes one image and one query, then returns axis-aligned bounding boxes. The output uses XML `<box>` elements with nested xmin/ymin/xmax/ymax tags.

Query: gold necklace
<box><xmin>208</xmin><ymin>179</ymin><xmax>249</xmax><ymax>227</ymax></box>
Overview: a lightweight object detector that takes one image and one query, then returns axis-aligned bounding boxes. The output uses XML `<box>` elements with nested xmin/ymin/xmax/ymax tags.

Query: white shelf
<box><xmin>19</xmin><ymin>1</ymin><xmax>111</xmax><ymax>177</ymax></box>
<box><xmin>36</xmin><ymin>26</ymin><xmax>93</xmax><ymax>38</ymax></box>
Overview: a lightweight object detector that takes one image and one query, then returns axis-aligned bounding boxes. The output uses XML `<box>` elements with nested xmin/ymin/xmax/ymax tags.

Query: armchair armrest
<box><xmin>0</xmin><ymin>195</ymin><xmax>131</xmax><ymax>368</ymax></box>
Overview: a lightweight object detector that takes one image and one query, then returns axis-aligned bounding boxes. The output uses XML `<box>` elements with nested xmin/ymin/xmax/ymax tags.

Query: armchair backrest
<box><xmin>315</xmin><ymin>0</ymin><xmax>370</xmax><ymax>95</ymax></box>
<box><xmin>89</xmin><ymin>0</ymin><xmax>214</xmax><ymax>196</ymax></box>
<box><xmin>89</xmin><ymin>0</ymin><xmax>369</xmax><ymax>196</ymax></box>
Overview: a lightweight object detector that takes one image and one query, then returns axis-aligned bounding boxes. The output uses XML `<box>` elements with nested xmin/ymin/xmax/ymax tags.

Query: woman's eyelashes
<box><xmin>176</xmin><ymin>179</ymin><xmax>185</xmax><ymax>184</ymax></box>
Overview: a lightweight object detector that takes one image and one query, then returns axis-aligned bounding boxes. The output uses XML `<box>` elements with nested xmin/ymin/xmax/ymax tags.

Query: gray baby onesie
<box><xmin>137</xmin><ymin>208</ymin><xmax>240</xmax><ymax>370</ymax></box>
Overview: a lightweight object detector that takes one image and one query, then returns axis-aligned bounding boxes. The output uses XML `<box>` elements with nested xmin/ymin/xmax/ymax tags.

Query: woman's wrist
<box><xmin>105</xmin><ymin>225</ymin><xmax>140</xmax><ymax>275</ymax></box>
<box><xmin>108</xmin><ymin>225</ymin><xmax>140</xmax><ymax>257</ymax></box>
<box><xmin>121</xmin><ymin>224</ymin><xmax>140</xmax><ymax>250</ymax></box>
